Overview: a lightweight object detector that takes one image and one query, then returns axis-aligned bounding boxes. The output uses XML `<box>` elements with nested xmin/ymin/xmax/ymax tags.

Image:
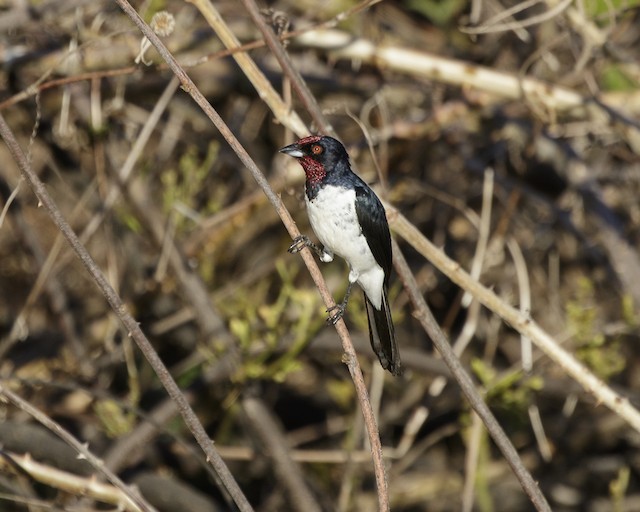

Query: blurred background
<box><xmin>1</xmin><ymin>0</ymin><xmax>640</xmax><ymax>510</ymax></box>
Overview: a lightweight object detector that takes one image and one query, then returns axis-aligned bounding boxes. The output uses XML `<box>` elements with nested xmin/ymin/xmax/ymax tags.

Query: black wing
<box><xmin>354</xmin><ymin>185</ymin><xmax>392</xmax><ymax>284</ymax></box>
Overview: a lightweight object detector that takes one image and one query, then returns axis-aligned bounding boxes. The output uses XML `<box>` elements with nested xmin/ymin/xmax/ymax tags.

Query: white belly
<box><xmin>305</xmin><ymin>185</ymin><xmax>385</xmax><ymax>308</ymax></box>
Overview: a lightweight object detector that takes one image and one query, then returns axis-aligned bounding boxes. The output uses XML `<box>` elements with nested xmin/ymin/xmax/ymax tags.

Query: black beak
<box><xmin>279</xmin><ymin>143</ymin><xmax>304</xmax><ymax>158</ymax></box>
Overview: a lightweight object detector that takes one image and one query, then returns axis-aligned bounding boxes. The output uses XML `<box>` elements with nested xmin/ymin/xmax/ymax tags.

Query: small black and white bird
<box><xmin>280</xmin><ymin>135</ymin><xmax>402</xmax><ymax>376</ymax></box>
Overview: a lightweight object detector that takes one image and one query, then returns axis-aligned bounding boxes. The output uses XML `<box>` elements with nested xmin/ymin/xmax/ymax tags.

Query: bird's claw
<box><xmin>288</xmin><ymin>235</ymin><xmax>312</xmax><ymax>254</ymax></box>
<box><xmin>326</xmin><ymin>303</ymin><xmax>346</xmax><ymax>325</ymax></box>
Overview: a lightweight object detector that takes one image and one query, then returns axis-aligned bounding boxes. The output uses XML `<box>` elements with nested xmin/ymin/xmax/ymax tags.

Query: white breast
<box><xmin>305</xmin><ymin>185</ymin><xmax>385</xmax><ymax>308</ymax></box>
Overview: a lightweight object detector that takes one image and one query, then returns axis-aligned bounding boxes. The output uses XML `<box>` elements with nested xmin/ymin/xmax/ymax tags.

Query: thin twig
<box><xmin>386</xmin><ymin>204</ymin><xmax>640</xmax><ymax>433</ymax></box>
<box><xmin>112</xmin><ymin>1</ymin><xmax>390</xmax><ymax>510</ymax></box>
<box><xmin>240</xmin><ymin>0</ymin><xmax>335</xmax><ymax>135</ymax></box>
<box><xmin>460</xmin><ymin>0</ymin><xmax>573</xmax><ymax>34</ymax></box>
<box><xmin>389</xmin><ymin>238</ymin><xmax>552</xmax><ymax>511</ymax></box>
<box><xmin>462</xmin><ymin>411</ymin><xmax>484</xmax><ymax>512</ymax></box>
<box><xmin>0</xmin><ymin>384</ymin><xmax>156</xmax><ymax>512</ymax></box>
<box><xmin>186</xmin><ymin>0</ymin><xmax>307</xmax><ymax>136</ymax></box>
<box><xmin>0</xmin><ymin>1</ymin><xmax>381</xmax><ymax>111</ymax></box>
<box><xmin>461</xmin><ymin>168</ymin><xmax>494</xmax><ymax>308</ymax></box>
<box><xmin>0</xmin><ymin>77</ymin><xmax>180</xmax><ymax>362</ymax></box>
<box><xmin>0</xmin><ymin>109</ymin><xmax>253</xmax><ymax>512</ymax></box>
<box><xmin>506</xmin><ymin>237</ymin><xmax>533</xmax><ymax>372</ymax></box>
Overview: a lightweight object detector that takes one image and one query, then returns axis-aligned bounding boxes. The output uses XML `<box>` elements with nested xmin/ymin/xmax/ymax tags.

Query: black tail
<box><xmin>364</xmin><ymin>289</ymin><xmax>402</xmax><ymax>376</ymax></box>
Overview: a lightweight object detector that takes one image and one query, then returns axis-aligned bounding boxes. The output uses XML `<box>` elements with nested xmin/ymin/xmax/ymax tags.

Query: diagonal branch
<box><xmin>114</xmin><ymin>0</ymin><xmax>390</xmax><ymax>509</ymax></box>
<box><xmin>390</xmin><ymin>239</ymin><xmax>552</xmax><ymax>512</ymax></box>
<box><xmin>386</xmin><ymin>203</ymin><xmax>640</xmax><ymax>433</ymax></box>
<box><xmin>0</xmin><ymin>383</ymin><xmax>156</xmax><ymax>512</ymax></box>
<box><xmin>0</xmin><ymin>111</ymin><xmax>253</xmax><ymax>512</ymax></box>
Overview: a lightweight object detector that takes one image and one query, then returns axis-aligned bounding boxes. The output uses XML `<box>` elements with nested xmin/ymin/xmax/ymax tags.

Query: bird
<box><xmin>280</xmin><ymin>135</ymin><xmax>402</xmax><ymax>376</ymax></box>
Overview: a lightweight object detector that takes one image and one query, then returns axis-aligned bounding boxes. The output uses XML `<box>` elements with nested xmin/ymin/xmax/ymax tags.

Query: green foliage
<box><xmin>471</xmin><ymin>359</ymin><xmax>544</xmax><ymax>421</ymax></box>
<box><xmin>176</xmin><ymin>363</ymin><xmax>204</xmax><ymax>388</ymax></box>
<box><xmin>471</xmin><ymin>427</ymin><xmax>493</xmax><ymax>512</ymax></box>
<box><xmin>600</xmin><ymin>65</ymin><xmax>639</xmax><ymax>92</ymax></box>
<box><xmin>583</xmin><ymin>0</ymin><xmax>640</xmax><ymax>19</ymax></box>
<box><xmin>142</xmin><ymin>0</ymin><xmax>168</xmax><ymax>21</ymax></box>
<box><xmin>118</xmin><ymin>209</ymin><xmax>143</xmax><ymax>233</ymax></box>
<box><xmin>326</xmin><ymin>378</ymin><xmax>356</xmax><ymax>409</ymax></box>
<box><xmin>565</xmin><ymin>278</ymin><xmax>626</xmax><ymax>380</ymax></box>
<box><xmin>220</xmin><ymin>259</ymin><xmax>326</xmax><ymax>382</ymax></box>
<box><xmin>161</xmin><ymin>141</ymin><xmax>221</xmax><ymax>230</ymax></box>
<box><xmin>609</xmin><ymin>466</ymin><xmax>630</xmax><ymax>512</ymax></box>
<box><xmin>218</xmin><ymin>255</ymin><xmax>407</xmax><ymax>384</ymax></box>
<box><xmin>405</xmin><ymin>0</ymin><xmax>467</xmax><ymax>25</ymax></box>
<box><xmin>94</xmin><ymin>399</ymin><xmax>135</xmax><ymax>438</ymax></box>
<box><xmin>621</xmin><ymin>294</ymin><xmax>638</xmax><ymax>327</ymax></box>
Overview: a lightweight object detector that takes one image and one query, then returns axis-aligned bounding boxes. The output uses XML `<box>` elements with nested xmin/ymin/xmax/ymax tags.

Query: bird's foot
<box><xmin>288</xmin><ymin>235</ymin><xmax>312</xmax><ymax>253</ymax></box>
<box><xmin>326</xmin><ymin>302</ymin><xmax>347</xmax><ymax>325</ymax></box>
<box><xmin>289</xmin><ymin>235</ymin><xmax>323</xmax><ymax>257</ymax></box>
<box><xmin>326</xmin><ymin>283</ymin><xmax>353</xmax><ymax>325</ymax></box>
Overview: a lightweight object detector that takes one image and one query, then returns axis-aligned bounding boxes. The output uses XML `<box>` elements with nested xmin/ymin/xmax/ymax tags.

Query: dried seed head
<box><xmin>150</xmin><ymin>11</ymin><xmax>175</xmax><ymax>37</ymax></box>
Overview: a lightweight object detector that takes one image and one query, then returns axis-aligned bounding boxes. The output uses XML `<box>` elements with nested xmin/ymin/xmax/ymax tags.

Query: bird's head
<box><xmin>279</xmin><ymin>135</ymin><xmax>350</xmax><ymax>185</ymax></box>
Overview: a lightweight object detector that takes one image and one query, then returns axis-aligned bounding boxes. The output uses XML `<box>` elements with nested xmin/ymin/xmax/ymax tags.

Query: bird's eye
<box><xmin>311</xmin><ymin>144</ymin><xmax>323</xmax><ymax>155</ymax></box>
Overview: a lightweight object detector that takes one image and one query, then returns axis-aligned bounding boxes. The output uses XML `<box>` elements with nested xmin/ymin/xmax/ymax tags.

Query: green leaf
<box><xmin>600</xmin><ymin>65</ymin><xmax>638</xmax><ymax>92</ymax></box>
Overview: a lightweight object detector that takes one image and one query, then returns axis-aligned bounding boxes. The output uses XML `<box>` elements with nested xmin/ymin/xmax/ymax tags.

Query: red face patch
<box><xmin>298</xmin><ymin>155</ymin><xmax>326</xmax><ymax>184</ymax></box>
<box><xmin>295</xmin><ymin>135</ymin><xmax>322</xmax><ymax>146</ymax></box>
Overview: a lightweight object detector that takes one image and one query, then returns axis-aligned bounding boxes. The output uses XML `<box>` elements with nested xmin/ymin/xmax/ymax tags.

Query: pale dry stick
<box><xmin>528</xmin><ymin>404</ymin><xmax>553</xmax><ymax>462</ymax></box>
<box><xmin>452</xmin><ymin>300</ymin><xmax>482</xmax><ymax>359</ymax></box>
<box><xmin>393</xmin><ymin>406</ymin><xmax>430</xmax><ymax>458</ymax></box>
<box><xmin>0</xmin><ymin>384</ymin><xmax>156</xmax><ymax>512</ymax></box>
<box><xmin>462</xmin><ymin>411</ymin><xmax>484</xmax><ymax>512</ymax></box>
<box><xmin>428</xmin><ymin>169</ymin><xmax>493</xmax><ymax>396</ymax></box>
<box><xmin>346</xmin><ymin>109</ymin><xmax>388</xmax><ymax>190</ymax></box>
<box><xmin>240</xmin><ymin>0</ymin><xmax>335</xmax><ymax>135</ymax></box>
<box><xmin>469</xmin><ymin>0</ymin><xmax>482</xmax><ymax>24</ymax></box>
<box><xmin>386</xmin><ymin>204</ymin><xmax>640</xmax><ymax>434</ymax></box>
<box><xmin>294</xmin><ymin>29</ymin><xmax>589</xmax><ymax>113</ymax></box>
<box><xmin>112</xmin><ymin>3</ymin><xmax>389</xmax><ymax>511</ymax></box>
<box><xmin>0</xmin><ymin>67</ymin><xmax>138</xmax><ymax>111</ymax></box>
<box><xmin>464</xmin><ymin>0</ymin><xmax>540</xmax><ymax>41</ymax></box>
<box><xmin>460</xmin><ymin>0</ymin><xmax>573</xmax><ymax>34</ymax></box>
<box><xmin>461</xmin><ymin>168</ymin><xmax>494</xmax><ymax>308</ymax></box>
<box><xmin>563</xmin><ymin>0</ymin><xmax>608</xmax><ymax>46</ymax></box>
<box><xmin>0</xmin><ymin>177</ymin><xmax>22</xmax><ymax>228</ymax></box>
<box><xmin>186</xmin><ymin>0</ymin><xmax>307</xmax><ymax>136</ymax></box>
<box><xmin>215</xmin><ymin>446</ymin><xmax>395</xmax><ymax>464</ymax></box>
<box><xmin>390</xmin><ymin>238</ymin><xmax>552</xmax><ymax>512</ymax></box>
<box><xmin>0</xmin><ymin>113</ymin><xmax>254</xmax><ymax>512</ymax></box>
<box><xmin>471</xmin><ymin>0</ymin><xmax>543</xmax><ymax>28</ymax></box>
<box><xmin>506</xmin><ymin>237</ymin><xmax>533</xmax><ymax>372</ymax></box>
<box><xmin>359</xmin><ymin>94</ymin><xmax>392</xmax><ymax>185</ymax></box>
<box><xmin>0</xmin><ymin>493</ymin><xmax>55</xmax><ymax>510</ymax></box>
<box><xmin>0</xmin><ymin>451</ymin><xmax>146</xmax><ymax>512</ymax></box>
